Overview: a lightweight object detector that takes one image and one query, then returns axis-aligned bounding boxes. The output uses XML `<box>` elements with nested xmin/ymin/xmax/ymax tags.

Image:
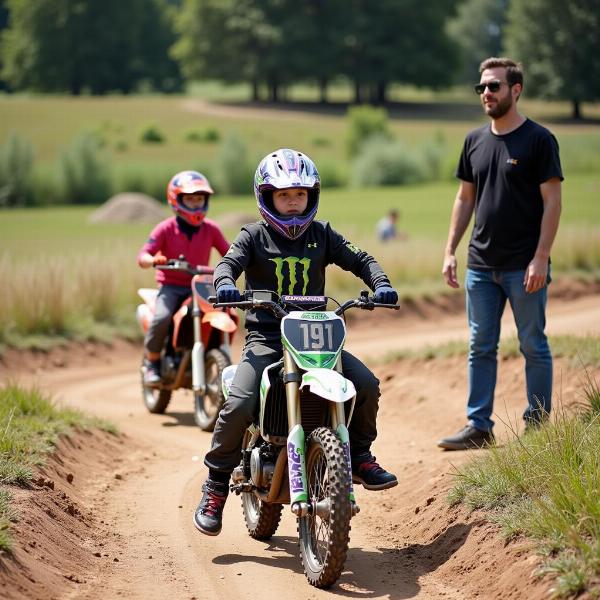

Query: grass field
<box><xmin>1</xmin><ymin>91</ymin><xmax>599</xmax><ymax>344</ymax></box>
<box><xmin>2</xmin><ymin>91</ymin><xmax>600</xmax><ymax>182</ymax></box>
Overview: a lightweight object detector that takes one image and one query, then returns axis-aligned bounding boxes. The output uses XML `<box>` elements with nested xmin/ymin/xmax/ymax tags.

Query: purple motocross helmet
<box><xmin>254</xmin><ymin>148</ymin><xmax>320</xmax><ymax>240</ymax></box>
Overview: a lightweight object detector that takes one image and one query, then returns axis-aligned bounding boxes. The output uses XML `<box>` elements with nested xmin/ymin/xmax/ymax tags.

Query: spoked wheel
<box><xmin>140</xmin><ymin>366</ymin><xmax>172</xmax><ymax>414</ymax></box>
<box><xmin>194</xmin><ymin>349</ymin><xmax>230</xmax><ymax>431</ymax></box>
<box><xmin>241</xmin><ymin>491</ymin><xmax>283</xmax><ymax>540</ymax></box>
<box><xmin>298</xmin><ymin>427</ymin><xmax>352</xmax><ymax>588</ymax></box>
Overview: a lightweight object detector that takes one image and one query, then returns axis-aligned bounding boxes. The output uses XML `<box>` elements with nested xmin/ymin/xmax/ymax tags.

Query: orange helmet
<box><xmin>167</xmin><ymin>171</ymin><xmax>214</xmax><ymax>226</ymax></box>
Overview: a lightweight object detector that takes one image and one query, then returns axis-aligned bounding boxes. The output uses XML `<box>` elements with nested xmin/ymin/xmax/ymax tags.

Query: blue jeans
<box><xmin>465</xmin><ymin>268</ymin><xmax>552</xmax><ymax>432</ymax></box>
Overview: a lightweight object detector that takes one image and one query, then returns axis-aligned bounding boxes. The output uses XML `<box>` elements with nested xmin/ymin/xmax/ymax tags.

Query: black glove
<box><xmin>374</xmin><ymin>286</ymin><xmax>398</xmax><ymax>304</ymax></box>
<box><xmin>216</xmin><ymin>284</ymin><xmax>241</xmax><ymax>303</ymax></box>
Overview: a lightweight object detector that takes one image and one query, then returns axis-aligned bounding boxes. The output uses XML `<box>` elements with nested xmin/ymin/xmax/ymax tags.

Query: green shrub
<box><xmin>139</xmin><ymin>124</ymin><xmax>165</xmax><ymax>144</ymax></box>
<box><xmin>420</xmin><ymin>131</ymin><xmax>447</xmax><ymax>181</ymax></box>
<box><xmin>0</xmin><ymin>133</ymin><xmax>35</xmax><ymax>207</ymax></box>
<box><xmin>59</xmin><ymin>132</ymin><xmax>113</xmax><ymax>204</ymax></box>
<box><xmin>312</xmin><ymin>136</ymin><xmax>331</xmax><ymax>147</ymax></box>
<box><xmin>116</xmin><ymin>165</ymin><xmax>171</xmax><ymax>200</ymax></box>
<box><xmin>345</xmin><ymin>105</ymin><xmax>392</xmax><ymax>158</ymax></box>
<box><xmin>317</xmin><ymin>157</ymin><xmax>347</xmax><ymax>188</ymax></box>
<box><xmin>351</xmin><ymin>136</ymin><xmax>426</xmax><ymax>187</ymax></box>
<box><xmin>214</xmin><ymin>133</ymin><xmax>254</xmax><ymax>195</ymax></box>
<box><xmin>184</xmin><ymin>127</ymin><xmax>220</xmax><ymax>143</ymax></box>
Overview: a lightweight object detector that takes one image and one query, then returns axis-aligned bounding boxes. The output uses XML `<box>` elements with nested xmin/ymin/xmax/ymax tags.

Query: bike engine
<box><xmin>249</xmin><ymin>445</ymin><xmax>277</xmax><ymax>488</ymax></box>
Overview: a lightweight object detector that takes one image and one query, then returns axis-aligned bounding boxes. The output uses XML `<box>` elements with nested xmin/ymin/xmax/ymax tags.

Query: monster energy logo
<box><xmin>270</xmin><ymin>257</ymin><xmax>311</xmax><ymax>295</ymax></box>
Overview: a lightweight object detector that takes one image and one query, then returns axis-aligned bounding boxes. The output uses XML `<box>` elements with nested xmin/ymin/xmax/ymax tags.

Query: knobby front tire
<box><xmin>298</xmin><ymin>427</ymin><xmax>351</xmax><ymax>588</ymax></box>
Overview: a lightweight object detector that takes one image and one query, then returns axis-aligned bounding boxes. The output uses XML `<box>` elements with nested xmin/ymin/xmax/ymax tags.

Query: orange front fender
<box><xmin>202</xmin><ymin>310</ymin><xmax>237</xmax><ymax>333</ymax></box>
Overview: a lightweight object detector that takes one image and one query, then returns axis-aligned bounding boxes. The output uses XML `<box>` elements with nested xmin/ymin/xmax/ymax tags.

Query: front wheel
<box><xmin>193</xmin><ymin>349</ymin><xmax>230</xmax><ymax>431</ymax></box>
<box><xmin>298</xmin><ymin>427</ymin><xmax>352</xmax><ymax>588</ymax></box>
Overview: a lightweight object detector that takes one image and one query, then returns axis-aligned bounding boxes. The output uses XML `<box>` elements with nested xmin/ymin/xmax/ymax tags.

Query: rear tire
<box><xmin>298</xmin><ymin>427</ymin><xmax>351</xmax><ymax>588</ymax></box>
<box><xmin>241</xmin><ymin>492</ymin><xmax>283</xmax><ymax>540</ymax></box>
<box><xmin>194</xmin><ymin>349</ymin><xmax>230</xmax><ymax>431</ymax></box>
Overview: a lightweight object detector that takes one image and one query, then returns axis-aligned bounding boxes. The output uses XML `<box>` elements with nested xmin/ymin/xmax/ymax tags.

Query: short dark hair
<box><xmin>479</xmin><ymin>57</ymin><xmax>524</xmax><ymax>88</ymax></box>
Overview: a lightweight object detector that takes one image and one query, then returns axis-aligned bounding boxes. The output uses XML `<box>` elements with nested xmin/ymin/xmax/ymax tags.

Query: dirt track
<box><xmin>2</xmin><ymin>292</ymin><xmax>600</xmax><ymax>599</ymax></box>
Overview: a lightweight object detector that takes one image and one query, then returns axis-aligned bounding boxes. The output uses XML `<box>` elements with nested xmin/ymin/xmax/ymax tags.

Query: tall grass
<box><xmin>0</xmin><ymin>383</ymin><xmax>116</xmax><ymax>553</ymax></box>
<box><xmin>448</xmin><ymin>375</ymin><xmax>600</xmax><ymax>597</ymax></box>
<box><xmin>0</xmin><ymin>249</ymin><xmax>146</xmax><ymax>346</ymax></box>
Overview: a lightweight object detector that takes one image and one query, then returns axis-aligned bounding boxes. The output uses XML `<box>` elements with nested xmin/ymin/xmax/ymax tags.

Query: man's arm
<box><xmin>442</xmin><ymin>181</ymin><xmax>476</xmax><ymax>289</ymax></box>
<box><xmin>524</xmin><ymin>177</ymin><xmax>562</xmax><ymax>293</ymax></box>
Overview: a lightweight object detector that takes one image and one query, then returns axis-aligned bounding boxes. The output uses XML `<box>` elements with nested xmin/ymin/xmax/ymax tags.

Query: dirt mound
<box><xmin>0</xmin><ymin>429</ymin><xmax>131</xmax><ymax>600</ymax></box>
<box><xmin>88</xmin><ymin>193</ymin><xmax>167</xmax><ymax>224</ymax></box>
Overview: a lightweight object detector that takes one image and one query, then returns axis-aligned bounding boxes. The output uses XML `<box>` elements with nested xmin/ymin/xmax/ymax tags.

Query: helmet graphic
<box><xmin>167</xmin><ymin>170</ymin><xmax>214</xmax><ymax>226</ymax></box>
<box><xmin>254</xmin><ymin>148</ymin><xmax>320</xmax><ymax>240</ymax></box>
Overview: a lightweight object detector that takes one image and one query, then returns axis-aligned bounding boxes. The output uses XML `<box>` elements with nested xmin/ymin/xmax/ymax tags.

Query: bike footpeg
<box><xmin>230</xmin><ymin>482</ymin><xmax>253</xmax><ymax>495</ymax></box>
<box><xmin>351</xmin><ymin>501</ymin><xmax>360</xmax><ymax>517</ymax></box>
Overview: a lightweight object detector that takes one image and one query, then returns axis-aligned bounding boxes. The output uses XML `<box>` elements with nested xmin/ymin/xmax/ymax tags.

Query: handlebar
<box><xmin>208</xmin><ymin>290</ymin><xmax>399</xmax><ymax>319</ymax></box>
<box><xmin>156</xmin><ymin>257</ymin><xmax>214</xmax><ymax>276</ymax></box>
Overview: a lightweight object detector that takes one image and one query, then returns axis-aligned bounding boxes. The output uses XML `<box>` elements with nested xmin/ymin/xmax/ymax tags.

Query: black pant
<box><xmin>144</xmin><ymin>285</ymin><xmax>190</xmax><ymax>354</ymax></box>
<box><xmin>204</xmin><ymin>335</ymin><xmax>380</xmax><ymax>474</ymax></box>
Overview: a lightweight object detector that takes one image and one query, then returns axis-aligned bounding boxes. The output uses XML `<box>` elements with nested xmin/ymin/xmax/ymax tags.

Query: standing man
<box><xmin>438</xmin><ymin>57</ymin><xmax>563</xmax><ymax>450</ymax></box>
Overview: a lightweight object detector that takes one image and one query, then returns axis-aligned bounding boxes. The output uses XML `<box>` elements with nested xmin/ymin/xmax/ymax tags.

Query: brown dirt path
<box><xmin>1</xmin><ymin>292</ymin><xmax>599</xmax><ymax>599</ymax></box>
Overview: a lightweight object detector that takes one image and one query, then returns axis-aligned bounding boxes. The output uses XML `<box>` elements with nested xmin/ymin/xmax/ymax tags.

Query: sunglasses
<box><xmin>474</xmin><ymin>80</ymin><xmax>507</xmax><ymax>94</ymax></box>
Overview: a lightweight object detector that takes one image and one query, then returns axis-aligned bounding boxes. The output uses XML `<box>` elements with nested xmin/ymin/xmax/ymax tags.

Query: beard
<box><xmin>483</xmin><ymin>92</ymin><xmax>513</xmax><ymax>119</ymax></box>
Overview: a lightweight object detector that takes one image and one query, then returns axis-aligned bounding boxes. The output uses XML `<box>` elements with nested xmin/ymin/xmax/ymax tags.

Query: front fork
<box><xmin>191</xmin><ymin>299</ymin><xmax>205</xmax><ymax>393</ymax></box>
<box><xmin>284</xmin><ymin>349</ymin><xmax>359</xmax><ymax>518</ymax></box>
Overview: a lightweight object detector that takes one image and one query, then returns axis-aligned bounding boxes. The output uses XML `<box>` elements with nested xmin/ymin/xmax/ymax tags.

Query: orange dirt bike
<box><xmin>136</xmin><ymin>257</ymin><xmax>239</xmax><ymax>430</ymax></box>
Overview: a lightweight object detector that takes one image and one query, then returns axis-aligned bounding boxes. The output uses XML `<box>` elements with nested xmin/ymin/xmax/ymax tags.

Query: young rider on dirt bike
<box><xmin>193</xmin><ymin>148</ymin><xmax>399</xmax><ymax>537</ymax></box>
<box><xmin>137</xmin><ymin>171</ymin><xmax>230</xmax><ymax>386</ymax></box>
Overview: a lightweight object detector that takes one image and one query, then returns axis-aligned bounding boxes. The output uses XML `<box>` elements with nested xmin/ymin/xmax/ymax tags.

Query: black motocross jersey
<box><xmin>214</xmin><ymin>220</ymin><xmax>392</xmax><ymax>333</ymax></box>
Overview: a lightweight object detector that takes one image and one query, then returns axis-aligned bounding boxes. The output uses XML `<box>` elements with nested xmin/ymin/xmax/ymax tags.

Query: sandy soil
<box><xmin>1</xmin><ymin>290</ymin><xmax>599</xmax><ymax>600</ymax></box>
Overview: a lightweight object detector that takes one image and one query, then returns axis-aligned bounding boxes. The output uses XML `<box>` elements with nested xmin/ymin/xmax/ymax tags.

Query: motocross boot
<box><xmin>352</xmin><ymin>452</ymin><xmax>398</xmax><ymax>491</ymax></box>
<box><xmin>193</xmin><ymin>480</ymin><xmax>229</xmax><ymax>536</ymax></box>
<box><xmin>143</xmin><ymin>359</ymin><xmax>161</xmax><ymax>387</ymax></box>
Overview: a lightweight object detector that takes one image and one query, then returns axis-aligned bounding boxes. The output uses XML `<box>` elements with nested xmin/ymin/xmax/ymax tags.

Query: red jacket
<box><xmin>138</xmin><ymin>217</ymin><xmax>229</xmax><ymax>286</ymax></box>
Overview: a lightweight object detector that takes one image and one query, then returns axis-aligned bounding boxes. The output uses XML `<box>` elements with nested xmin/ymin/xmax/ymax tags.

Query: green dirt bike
<box><xmin>213</xmin><ymin>290</ymin><xmax>399</xmax><ymax>588</ymax></box>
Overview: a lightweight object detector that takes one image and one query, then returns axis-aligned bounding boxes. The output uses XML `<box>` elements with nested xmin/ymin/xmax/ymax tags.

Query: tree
<box><xmin>447</xmin><ymin>0</ymin><xmax>508</xmax><ymax>83</ymax></box>
<box><xmin>173</xmin><ymin>0</ymin><xmax>278</xmax><ymax>100</ymax></box>
<box><xmin>341</xmin><ymin>0</ymin><xmax>459</xmax><ymax>104</ymax></box>
<box><xmin>1</xmin><ymin>0</ymin><xmax>180</xmax><ymax>94</ymax></box>
<box><xmin>505</xmin><ymin>0</ymin><xmax>600</xmax><ymax>119</ymax></box>
<box><xmin>0</xmin><ymin>0</ymin><xmax>9</xmax><ymax>90</ymax></box>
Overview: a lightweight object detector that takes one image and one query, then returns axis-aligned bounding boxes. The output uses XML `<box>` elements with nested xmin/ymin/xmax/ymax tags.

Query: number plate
<box><xmin>281</xmin><ymin>312</ymin><xmax>346</xmax><ymax>370</ymax></box>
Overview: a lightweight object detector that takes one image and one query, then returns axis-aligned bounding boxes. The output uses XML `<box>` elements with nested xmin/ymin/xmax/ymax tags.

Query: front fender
<box><xmin>202</xmin><ymin>310</ymin><xmax>237</xmax><ymax>333</ymax></box>
<box><xmin>300</xmin><ymin>369</ymin><xmax>356</xmax><ymax>403</ymax></box>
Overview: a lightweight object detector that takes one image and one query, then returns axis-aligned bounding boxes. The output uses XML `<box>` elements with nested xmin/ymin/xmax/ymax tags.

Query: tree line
<box><xmin>0</xmin><ymin>0</ymin><xmax>598</xmax><ymax>118</ymax></box>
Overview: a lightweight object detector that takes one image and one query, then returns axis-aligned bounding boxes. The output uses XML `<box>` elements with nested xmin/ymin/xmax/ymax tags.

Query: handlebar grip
<box><xmin>212</xmin><ymin>301</ymin><xmax>255</xmax><ymax>310</ymax></box>
<box><xmin>372</xmin><ymin>302</ymin><xmax>401</xmax><ymax>310</ymax></box>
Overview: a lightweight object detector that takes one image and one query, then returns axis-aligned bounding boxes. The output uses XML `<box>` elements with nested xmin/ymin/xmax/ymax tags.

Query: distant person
<box><xmin>137</xmin><ymin>171</ymin><xmax>230</xmax><ymax>385</ymax></box>
<box><xmin>376</xmin><ymin>209</ymin><xmax>405</xmax><ymax>242</ymax></box>
<box><xmin>438</xmin><ymin>57</ymin><xmax>563</xmax><ymax>450</ymax></box>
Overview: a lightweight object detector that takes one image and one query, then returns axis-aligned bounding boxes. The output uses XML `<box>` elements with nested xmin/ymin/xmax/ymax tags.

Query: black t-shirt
<box><xmin>214</xmin><ymin>220</ymin><xmax>391</xmax><ymax>333</ymax></box>
<box><xmin>456</xmin><ymin>118</ymin><xmax>563</xmax><ymax>270</ymax></box>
